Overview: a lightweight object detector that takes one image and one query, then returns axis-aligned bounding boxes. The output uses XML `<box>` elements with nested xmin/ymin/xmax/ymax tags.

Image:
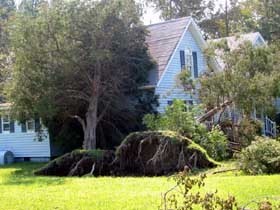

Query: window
<box><xmin>26</xmin><ymin>119</ymin><xmax>35</xmax><ymax>132</ymax></box>
<box><xmin>192</xmin><ymin>52</ymin><xmax>198</xmax><ymax>78</ymax></box>
<box><xmin>180</xmin><ymin>50</ymin><xmax>185</xmax><ymax>70</ymax></box>
<box><xmin>2</xmin><ymin>115</ymin><xmax>10</xmax><ymax>133</ymax></box>
<box><xmin>185</xmin><ymin>48</ymin><xmax>193</xmax><ymax>71</ymax></box>
<box><xmin>167</xmin><ymin>100</ymin><xmax>173</xmax><ymax>106</ymax></box>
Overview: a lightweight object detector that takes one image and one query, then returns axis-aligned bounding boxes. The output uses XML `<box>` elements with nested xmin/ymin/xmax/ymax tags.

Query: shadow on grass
<box><xmin>0</xmin><ymin>162</ymin><xmax>66</xmax><ymax>186</ymax></box>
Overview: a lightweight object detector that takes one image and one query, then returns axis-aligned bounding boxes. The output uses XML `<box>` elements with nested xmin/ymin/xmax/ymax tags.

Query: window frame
<box><xmin>184</xmin><ymin>48</ymin><xmax>193</xmax><ymax>72</ymax></box>
<box><xmin>26</xmin><ymin>119</ymin><xmax>35</xmax><ymax>133</ymax></box>
<box><xmin>2</xmin><ymin>115</ymin><xmax>10</xmax><ymax>133</ymax></box>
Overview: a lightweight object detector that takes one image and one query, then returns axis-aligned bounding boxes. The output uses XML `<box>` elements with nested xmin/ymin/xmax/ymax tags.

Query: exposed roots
<box><xmin>111</xmin><ymin>131</ymin><xmax>217</xmax><ymax>176</ymax></box>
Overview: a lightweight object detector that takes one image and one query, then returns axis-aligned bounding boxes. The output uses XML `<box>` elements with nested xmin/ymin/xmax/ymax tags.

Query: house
<box><xmin>0</xmin><ymin>103</ymin><xmax>51</xmax><ymax>162</ymax></box>
<box><xmin>145</xmin><ymin>17</ymin><xmax>219</xmax><ymax>113</ymax></box>
<box><xmin>0</xmin><ymin>17</ymin><xmax>271</xmax><ymax>162</ymax></box>
<box><xmin>145</xmin><ymin>17</ymin><xmax>276</xmax><ymax>136</ymax></box>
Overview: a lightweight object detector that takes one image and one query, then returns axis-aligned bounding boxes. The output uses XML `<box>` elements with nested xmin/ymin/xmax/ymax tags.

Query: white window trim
<box><xmin>26</xmin><ymin>119</ymin><xmax>35</xmax><ymax>133</ymax></box>
<box><xmin>2</xmin><ymin>115</ymin><xmax>10</xmax><ymax>134</ymax></box>
<box><xmin>185</xmin><ymin>48</ymin><xmax>193</xmax><ymax>72</ymax></box>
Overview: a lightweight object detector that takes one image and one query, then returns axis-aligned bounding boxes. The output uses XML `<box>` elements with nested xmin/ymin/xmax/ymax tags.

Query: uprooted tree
<box><xmin>7</xmin><ymin>0</ymin><xmax>154</xmax><ymax>149</ymax></box>
<box><xmin>111</xmin><ymin>131</ymin><xmax>217</xmax><ymax>176</ymax></box>
<box><xmin>35</xmin><ymin>131</ymin><xmax>217</xmax><ymax>177</ymax></box>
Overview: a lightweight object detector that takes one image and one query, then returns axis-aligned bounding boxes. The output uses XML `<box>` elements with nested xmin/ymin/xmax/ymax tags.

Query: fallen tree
<box><xmin>111</xmin><ymin>131</ymin><xmax>218</xmax><ymax>176</ymax></box>
<box><xmin>35</xmin><ymin>131</ymin><xmax>217</xmax><ymax>177</ymax></box>
<box><xmin>34</xmin><ymin>150</ymin><xmax>115</xmax><ymax>177</ymax></box>
<box><xmin>197</xmin><ymin>100</ymin><xmax>232</xmax><ymax>123</ymax></box>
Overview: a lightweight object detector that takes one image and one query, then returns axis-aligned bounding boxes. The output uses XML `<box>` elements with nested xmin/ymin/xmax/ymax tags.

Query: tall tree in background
<box><xmin>147</xmin><ymin>0</ymin><xmax>245</xmax><ymax>38</ymax></box>
<box><xmin>242</xmin><ymin>0</ymin><xmax>280</xmax><ymax>42</ymax></box>
<box><xmin>148</xmin><ymin>0</ymin><xmax>214</xmax><ymax>21</ymax></box>
<box><xmin>0</xmin><ymin>0</ymin><xmax>16</xmax><ymax>95</ymax></box>
<box><xmin>8</xmin><ymin>0</ymin><xmax>154</xmax><ymax>150</ymax></box>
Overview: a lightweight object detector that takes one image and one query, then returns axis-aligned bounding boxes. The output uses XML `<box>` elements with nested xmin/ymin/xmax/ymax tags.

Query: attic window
<box><xmin>185</xmin><ymin>48</ymin><xmax>193</xmax><ymax>71</ymax></box>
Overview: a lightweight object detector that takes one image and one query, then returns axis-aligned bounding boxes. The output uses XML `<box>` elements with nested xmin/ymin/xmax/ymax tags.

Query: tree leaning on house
<box><xmin>7</xmin><ymin>0</ymin><xmax>154</xmax><ymax>150</ymax></box>
<box><xmin>199</xmin><ymin>41</ymin><xmax>279</xmax><ymax>117</ymax></box>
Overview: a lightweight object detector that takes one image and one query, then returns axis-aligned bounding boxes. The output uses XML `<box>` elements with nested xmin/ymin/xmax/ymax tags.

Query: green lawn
<box><xmin>0</xmin><ymin>163</ymin><xmax>279</xmax><ymax>210</ymax></box>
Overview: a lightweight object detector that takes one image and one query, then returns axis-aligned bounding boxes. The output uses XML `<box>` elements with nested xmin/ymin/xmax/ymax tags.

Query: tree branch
<box><xmin>71</xmin><ymin>115</ymin><xmax>86</xmax><ymax>133</ymax></box>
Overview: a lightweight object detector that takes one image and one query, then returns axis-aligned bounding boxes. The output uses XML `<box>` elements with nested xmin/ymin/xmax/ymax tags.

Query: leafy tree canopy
<box><xmin>8</xmin><ymin>0</ymin><xmax>154</xmax><ymax>149</ymax></box>
<box><xmin>199</xmin><ymin>41</ymin><xmax>280</xmax><ymax>116</ymax></box>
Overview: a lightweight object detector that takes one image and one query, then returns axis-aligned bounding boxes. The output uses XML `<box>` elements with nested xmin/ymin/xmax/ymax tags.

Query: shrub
<box><xmin>238</xmin><ymin>137</ymin><xmax>280</xmax><ymax>174</ymax></box>
<box><xmin>144</xmin><ymin>101</ymin><xmax>229</xmax><ymax>161</ymax></box>
<box><xmin>199</xmin><ymin>126</ymin><xmax>229</xmax><ymax>161</ymax></box>
<box><xmin>143</xmin><ymin>99</ymin><xmax>204</xmax><ymax>138</ymax></box>
<box><xmin>238</xmin><ymin>118</ymin><xmax>263</xmax><ymax>147</ymax></box>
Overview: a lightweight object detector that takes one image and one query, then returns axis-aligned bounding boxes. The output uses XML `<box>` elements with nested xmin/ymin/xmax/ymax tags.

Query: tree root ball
<box><xmin>34</xmin><ymin>150</ymin><xmax>115</xmax><ymax>177</ymax></box>
<box><xmin>111</xmin><ymin>131</ymin><xmax>218</xmax><ymax>176</ymax></box>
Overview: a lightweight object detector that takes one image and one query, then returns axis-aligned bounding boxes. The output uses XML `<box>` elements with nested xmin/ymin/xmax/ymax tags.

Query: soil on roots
<box><xmin>111</xmin><ymin>131</ymin><xmax>217</xmax><ymax>176</ymax></box>
<box><xmin>34</xmin><ymin>150</ymin><xmax>115</xmax><ymax>177</ymax></box>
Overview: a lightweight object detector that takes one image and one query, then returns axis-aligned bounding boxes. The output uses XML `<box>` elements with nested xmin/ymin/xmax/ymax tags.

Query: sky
<box><xmin>142</xmin><ymin>0</ymin><xmax>228</xmax><ymax>25</ymax></box>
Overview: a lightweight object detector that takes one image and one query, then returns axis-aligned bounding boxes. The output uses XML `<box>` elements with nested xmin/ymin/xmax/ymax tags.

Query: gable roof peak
<box><xmin>145</xmin><ymin>17</ymin><xmax>193</xmax><ymax>85</ymax></box>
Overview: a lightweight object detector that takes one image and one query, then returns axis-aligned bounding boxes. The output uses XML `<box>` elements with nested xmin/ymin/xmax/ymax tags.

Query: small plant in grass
<box><xmin>160</xmin><ymin>171</ymin><xmax>280</xmax><ymax>210</ymax></box>
<box><xmin>238</xmin><ymin>137</ymin><xmax>280</xmax><ymax>175</ymax></box>
<box><xmin>160</xmin><ymin>172</ymin><xmax>239</xmax><ymax>210</ymax></box>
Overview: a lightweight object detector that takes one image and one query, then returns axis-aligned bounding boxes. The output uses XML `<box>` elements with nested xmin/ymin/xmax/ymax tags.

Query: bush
<box><xmin>143</xmin><ymin>101</ymin><xmax>229</xmax><ymax>161</ymax></box>
<box><xmin>199</xmin><ymin>126</ymin><xmax>229</xmax><ymax>161</ymax></box>
<box><xmin>143</xmin><ymin>99</ymin><xmax>204</xmax><ymax>138</ymax></box>
<box><xmin>238</xmin><ymin>118</ymin><xmax>263</xmax><ymax>147</ymax></box>
<box><xmin>238</xmin><ymin>137</ymin><xmax>280</xmax><ymax>175</ymax></box>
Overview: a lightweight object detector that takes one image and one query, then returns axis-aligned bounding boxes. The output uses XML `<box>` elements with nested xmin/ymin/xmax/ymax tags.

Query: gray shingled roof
<box><xmin>146</xmin><ymin>17</ymin><xmax>192</xmax><ymax>85</ymax></box>
<box><xmin>211</xmin><ymin>32</ymin><xmax>263</xmax><ymax>50</ymax></box>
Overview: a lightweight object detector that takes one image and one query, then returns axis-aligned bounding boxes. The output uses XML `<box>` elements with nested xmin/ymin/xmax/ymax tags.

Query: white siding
<box><xmin>155</xmin><ymin>29</ymin><xmax>207</xmax><ymax>113</ymax></box>
<box><xmin>0</xmin><ymin>121</ymin><xmax>50</xmax><ymax>158</ymax></box>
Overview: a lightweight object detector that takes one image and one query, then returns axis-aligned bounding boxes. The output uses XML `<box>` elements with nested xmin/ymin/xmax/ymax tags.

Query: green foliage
<box><xmin>238</xmin><ymin>137</ymin><xmax>280</xmax><ymax>175</ymax></box>
<box><xmin>143</xmin><ymin>100</ymin><xmax>229</xmax><ymax>161</ymax></box>
<box><xmin>8</xmin><ymin>0</ymin><xmax>155</xmax><ymax>148</ymax></box>
<box><xmin>160</xmin><ymin>172</ymin><xmax>239</xmax><ymax>210</ymax></box>
<box><xmin>238</xmin><ymin>118</ymin><xmax>263</xmax><ymax>147</ymax></box>
<box><xmin>176</xmin><ymin>69</ymin><xmax>195</xmax><ymax>92</ymax></box>
<box><xmin>147</xmin><ymin>0</ymin><xmax>213</xmax><ymax>21</ymax></box>
<box><xmin>161</xmin><ymin>171</ymin><xmax>280</xmax><ymax>210</ymax></box>
<box><xmin>0</xmin><ymin>0</ymin><xmax>15</xmax><ymax>95</ymax></box>
<box><xmin>199</xmin><ymin>126</ymin><xmax>229</xmax><ymax>161</ymax></box>
<box><xmin>200</xmin><ymin>42</ymin><xmax>277</xmax><ymax>116</ymax></box>
<box><xmin>143</xmin><ymin>99</ymin><xmax>203</xmax><ymax>138</ymax></box>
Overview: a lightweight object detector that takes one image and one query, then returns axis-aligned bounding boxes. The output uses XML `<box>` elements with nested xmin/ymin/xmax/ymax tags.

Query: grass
<box><xmin>0</xmin><ymin>162</ymin><xmax>279</xmax><ymax>210</ymax></box>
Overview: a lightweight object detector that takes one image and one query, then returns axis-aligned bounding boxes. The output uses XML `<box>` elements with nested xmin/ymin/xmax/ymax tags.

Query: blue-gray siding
<box><xmin>155</xmin><ymin>29</ymin><xmax>206</xmax><ymax>113</ymax></box>
<box><xmin>0</xmin><ymin>121</ymin><xmax>50</xmax><ymax>158</ymax></box>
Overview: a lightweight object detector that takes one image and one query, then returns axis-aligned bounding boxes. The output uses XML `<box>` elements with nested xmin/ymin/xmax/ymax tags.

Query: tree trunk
<box><xmin>197</xmin><ymin>100</ymin><xmax>232</xmax><ymax>123</ymax></box>
<box><xmin>83</xmin><ymin>98</ymin><xmax>98</xmax><ymax>150</ymax></box>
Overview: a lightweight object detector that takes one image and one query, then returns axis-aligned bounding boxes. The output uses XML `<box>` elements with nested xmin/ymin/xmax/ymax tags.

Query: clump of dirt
<box><xmin>111</xmin><ymin>131</ymin><xmax>217</xmax><ymax>176</ymax></box>
<box><xmin>34</xmin><ymin>149</ymin><xmax>115</xmax><ymax>177</ymax></box>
